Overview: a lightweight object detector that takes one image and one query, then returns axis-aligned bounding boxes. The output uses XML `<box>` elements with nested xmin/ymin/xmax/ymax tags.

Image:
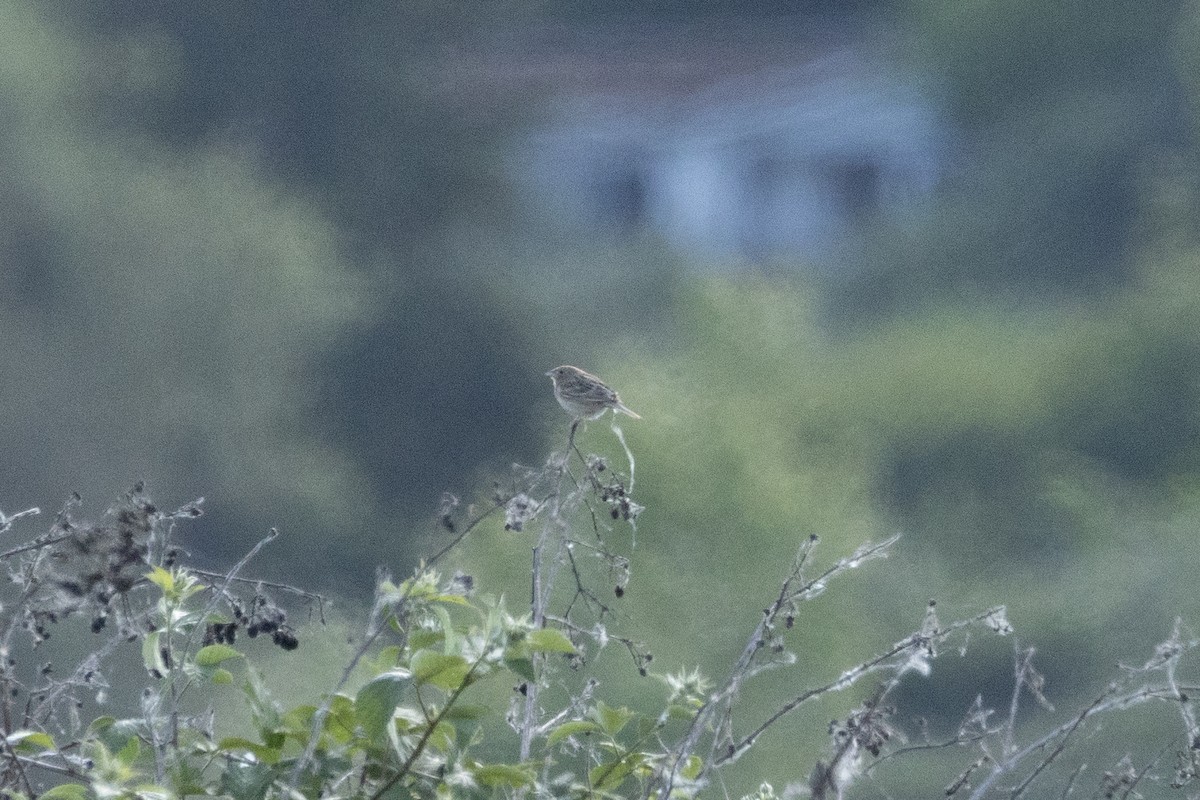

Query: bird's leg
<box><xmin>568</xmin><ymin>418</ymin><xmax>580</xmax><ymax>449</ymax></box>
<box><xmin>568</xmin><ymin>418</ymin><xmax>588</xmax><ymax>466</ymax></box>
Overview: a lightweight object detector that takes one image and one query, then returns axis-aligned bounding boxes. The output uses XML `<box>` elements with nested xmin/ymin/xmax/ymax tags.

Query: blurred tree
<box><xmin>61</xmin><ymin>0</ymin><xmax>521</xmax><ymax>249</ymax></box>
<box><xmin>832</xmin><ymin>0</ymin><xmax>1190</xmax><ymax>314</ymax></box>
<box><xmin>26</xmin><ymin>1</ymin><xmax>568</xmax><ymax>576</ymax></box>
<box><xmin>552</xmin><ymin>0</ymin><xmax>898</xmax><ymax>17</ymax></box>
<box><xmin>0</xmin><ymin>0</ymin><xmax>368</xmax><ymax>582</ymax></box>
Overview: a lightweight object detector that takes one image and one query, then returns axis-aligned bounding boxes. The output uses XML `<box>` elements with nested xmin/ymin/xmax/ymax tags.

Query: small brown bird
<box><xmin>545</xmin><ymin>365</ymin><xmax>642</xmax><ymax>421</ymax></box>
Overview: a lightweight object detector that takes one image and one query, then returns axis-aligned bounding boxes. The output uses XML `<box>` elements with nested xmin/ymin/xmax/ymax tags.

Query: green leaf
<box><xmin>355</xmin><ymin>670</ymin><xmax>410</xmax><ymax>742</ymax></box>
<box><xmin>220</xmin><ymin>758</ymin><xmax>275</xmax><ymax>799</ymax></box>
<box><xmin>280</xmin><ymin>705</ymin><xmax>317</xmax><ymax>739</ymax></box>
<box><xmin>434</xmin><ymin>604</ymin><xmax>456</xmax><ymax>653</ymax></box>
<box><xmin>408</xmin><ymin>629</ymin><xmax>443</xmax><ymax>651</ymax></box>
<box><xmin>87</xmin><ymin>717</ymin><xmax>144</xmax><ymax>758</ymax></box>
<box><xmin>666</xmin><ymin>703</ymin><xmax>697</xmax><ymax>722</ymax></box>
<box><xmin>196</xmin><ymin>644</ymin><xmax>243</xmax><ymax>667</ymax></box>
<box><xmin>142</xmin><ymin>630</ymin><xmax>167</xmax><ymax>675</ymax></box>
<box><xmin>505</xmin><ymin>656</ymin><xmax>536</xmax><ymax>683</ymax></box>
<box><xmin>116</xmin><ymin>735</ymin><xmax>140</xmax><ymax>766</ymax></box>
<box><xmin>218</xmin><ymin>736</ymin><xmax>282</xmax><ymax>765</ymax></box>
<box><xmin>411</xmin><ymin>651</ymin><xmax>471</xmax><ymax>690</ymax></box>
<box><xmin>6</xmin><ymin>730</ymin><xmax>55</xmax><ymax>752</ymax></box>
<box><xmin>145</xmin><ymin>566</ymin><xmax>175</xmax><ymax>591</ymax></box>
<box><xmin>374</xmin><ymin>644</ymin><xmax>403</xmax><ymax>668</ymax></box>
<box><xmin>681</xmin><ymin>754</ymin><xmax>704</xmax><ymax>781</ymax></box>
<box><xmin>426</xmin><ymin>719</ymin><xmax>456</xmax><ymax>753</ymax></box>
<box><xmin>637</xmin><ymin>716</ymin><xmax>662</xmax><ymax>738</ymax></box>
<box><xmin>38</xmin><ymin>785</ymin><xmax>89</xmax><ymax>800</ymax></box>
<box><xmin>87</xmin><ymin>716</ymin><xmax>116</xmax><ymax>734</ymax></box>
<box><xmin>244</xmin><ymin>666</ymin><xmax>282</xmax><ymax>733</ymax></box>
<box><xmin>144</xmin><ymin>566</ymin><xmax>205</xmax><ymax>602</ymax></box>
<box><xmin>590</xmin><ymin>753</ymin><xmax>641</xmax><ymax>792</ymax></box>
<box><xmin>473</xmin><ymin>763</ymin><xmax>535</xmax><ymax>788</ymax></box>
<box><xmin>326</xmin><ymin>694</ymin><xmax>357</xmax><ymax>744</ymax></box>
<box><xmin>594</xmin><ymin>702</ymin><xmax>634</xmax><ymax>736</ymax></box>
<box><xmin>527</xmin><ymin>628</ymin><xmax>577</xmax><ymax>654</ymax></box>
<box><xmin>431</xmin><ymin>592</ymin><xmax>472</xmax><ymax>606</ymax></box>
<box><xmin>211</xmin><ymin>667</ymin><xmax>234</xmax><ymax>685</ymax></box>
<box><xmin>546</xmin><ymin>720</ymin><xmax>602</xmax><ymax>747</ymax></box>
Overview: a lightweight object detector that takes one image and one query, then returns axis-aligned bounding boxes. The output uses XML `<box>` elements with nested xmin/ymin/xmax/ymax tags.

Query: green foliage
<box><xmin>0</xmin><ymin>455</ymin><xmax>1198</xmax><ymax>798</ymax></box>
<box><xmin>0</xmin><ymin>1</ymin><xmax>378</xmax><ymax>585</ymax></box>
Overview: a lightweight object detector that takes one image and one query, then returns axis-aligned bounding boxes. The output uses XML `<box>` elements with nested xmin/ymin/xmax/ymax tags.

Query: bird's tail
<box><xmin>615</xmin><ymin>402</ymin><xmax>642</xmax><ymax>420</ymax></box>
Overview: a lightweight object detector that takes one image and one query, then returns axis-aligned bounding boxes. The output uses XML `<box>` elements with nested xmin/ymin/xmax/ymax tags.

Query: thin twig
<box><xmin>0</xmin><ymin>506</ymin><xmax>40</xmax><ymax>536</ymax></box>
<box><xmin>425</xmin><ymin>500</ymin><xmax>505</xmax><ymax>567</ymax></box>
<box><xmin>179</xmin><ymin>529</ymin><xmax>280</xmax><ymax>679</ymax></box>
<box><xmin>0</xmin><ymin>735</ymin><xmax>34</xmax><ymax>797</ymax></box>
<box><xmin>969</xmin><ymin>686</ymin><xmax>1118</xmax><ymax>800</ymax></box>
<box><xmin>0</xmin><ymin>534</ymin><xmax>74</xmax><ymax>561</ymax></box>
<box><xmin>1119</xmin><ymin>740</ymin><xmax>1174</xmax><ymax>800</ymax></box>
<box><xmin>368</xmin><ymin>657</ymin><xmax>485</xmax><ymax>800</ymax></box>
<box><xmin>189</xmin><ymin>569</ymin><xmax>328</xmax><ymax>622</ymax></box>
<box><xmin>1057</xmin><ymin>762</ymin><xmax>1086</xmax><ymax>799</ymax></box>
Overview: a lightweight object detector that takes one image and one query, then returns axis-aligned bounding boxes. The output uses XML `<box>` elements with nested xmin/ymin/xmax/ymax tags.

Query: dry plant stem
<box><xmin>810</xmin><ymin>685</ymin><xmax>891</xmax><ymax>800</ymax></box>
<box><xmin>519</xmin><ymin>426</ymin><xmax>587</xmax><ymax>761</ymax></box>
<box><xmin>944</xmin><ymin>756</ymin><xmax>991</xmax><ymax>797</ymax></box>
<box><xmin>521</xmin><ymin>422</ymin><xmax>603</xmax><ymax>763</ymax></box>
<box><xmin>0</xmin><ymin>506</ymin><xmax>126</xmax><ymax>779</ymax></box>
<box><xmin>609</xmin><ymin>419</ymin><xmax>636</xmax><ymax>494</ymax></box>
<box><xmin>997</xmin><ymin>687</ymin><xmax>1109</xmax><ymax>800</ymax></box>
<box><xmin>567</xmin><ymin>418</ymin><xmax>583</xmax><ymax>465</ymax></box>
<box><xmin>520</xmin><ymin>521</ymin><xmax>553</xmax><ymax>762</ymax></box>
<box><xmin>545</xmin><ymin>613</ymin><xmax>643</xmax><ymax>672</ymax></box>
<box><xmin>560</xmin><ymin>540</ymin><xmax>612</xmax><ymax>621</ymax></box>
<box><xmin>0</xmin><ymin>734</ymin><xmax>33</xmax><ymax>797</ymax></box>
<box><xmin>867</xmin><ymin>728</ymin><xmax>994</xmax><ymax>774</ymax></box>
<box><xmin>653</xmin><ymin>536</ymin><xmax>904</xmax><ymax>799</ymax></box>
<box><xmin>967</xmin><ymin>682</ymin><xmax>1200</xmax><ymax>800</ymax></box>
<box><xmin>0</xmin><ymin>506</ymin><xmax>40</xmax><ymax>535</ymax></box>
<box><xmin>520</xmin><ymin>564</ymin><xmax>544</xmax><ymax>761</ymax></box>
<box><xmin>0</xmin><ymin>533</ymin><xmax>75</xmax><ymax>561</ymax></box>
<box><xmin>1004</xmin><ymin>646</ymin><xmax>1031</xmax><ymax>756</ymax></box>
<box><xmin>1161</xmin><ymin>619</ymin><xmax>1200</xmax><ymax>744</ymax></box>
<box><xmin>555</xmin><ymin>423</ymin><xmax>608</xmax><ymax>541</ymax></box>
<box><xmin>35</xmin><ymin>639</ymin><xmax>121</xmax><ymax>730</ymax></box>
<box><xmin>1057</xmin><ymin>763</ymin><xmax>1086</xmax><ymax>799</ymax></box>
<box><xmin>188</xmin><ymin>568</ymin><xmax>328</xmax><ymax>622</ymax></box>
<box><xmin>734</xmin><ymin>603</ymin><xmax>1004</xmax><ymax>768</ymax></box>
<box><xmin>1122</xmin><ymin>741</ymin><xmax>1173</xmax><ymax>800</ymax></box>
<box><xmin>1</xmin><ymin>582</ymin><xmax>55</xmax><ymax>733</ymax></box>
<box><xmin>649</xmin><ymin>536</ymin><xmax>824</xmax><ymax>799</ymax></box>
<box><xmin>726</xmin><ymin>643</ymin><xmax>902</xmax><ymax>765</ymax></box>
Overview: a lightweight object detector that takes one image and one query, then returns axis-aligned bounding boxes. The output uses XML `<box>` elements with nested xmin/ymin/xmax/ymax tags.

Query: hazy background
<box><xmin>2</xmin><ymin>0</ymin><xmax>1199</xmax><ymax>793</ymax></box>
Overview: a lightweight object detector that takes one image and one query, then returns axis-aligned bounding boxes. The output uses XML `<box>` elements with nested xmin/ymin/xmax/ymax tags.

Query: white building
<box><xmin>447</xmin><ymin>18</ymin><xmax>949</xmax><ymax>265</ymax></box>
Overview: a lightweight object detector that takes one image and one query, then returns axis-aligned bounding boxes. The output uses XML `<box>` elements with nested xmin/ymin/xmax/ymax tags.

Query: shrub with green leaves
<box><xmin>0</xmin><ymin>431</ymin><xmax>1197</xmax><ymax>799</ymax></box>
